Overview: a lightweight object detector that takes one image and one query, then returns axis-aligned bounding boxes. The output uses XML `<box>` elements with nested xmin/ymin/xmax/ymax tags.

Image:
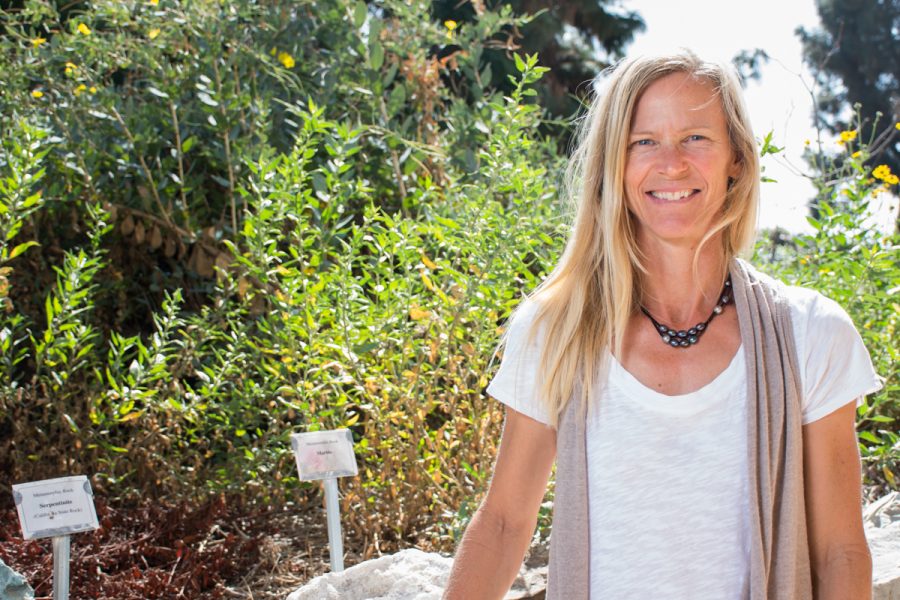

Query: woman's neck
<box><xmin>638</xmin><ymin>241</ymin><xmax>729</xmax><ymax>329</ymax></box>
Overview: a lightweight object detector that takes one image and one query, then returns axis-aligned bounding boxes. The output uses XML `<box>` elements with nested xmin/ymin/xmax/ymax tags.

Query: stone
<box><xmin>286</xmin><ymin>549</ymin><xmax>451</xmax><ymax>600</ymax></box>
<box><xmin>0</xmin><ymin>558</ymin><xmax>34</xmax><ymax>600</ymax></box>
<box><xmin>867</xmin><ymin>492</ymin><xmax>900</xmax><ymax>600</ymax></box>
<box><xmin>285</xmin><ymin>543</ymin><xmax>548</xmax><ymax>600</ymax></box>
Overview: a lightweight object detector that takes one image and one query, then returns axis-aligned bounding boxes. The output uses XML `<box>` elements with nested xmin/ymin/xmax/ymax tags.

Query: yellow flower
<box><xmin>886</xmin><ymin>174</ymin><xmax>900</xmax><ymax>186</ymax></box>
<box><xmin>873</xmin><ymin>164</ymin><xmax>892</xmax><ymax>181</ymax></box>
<box><xmin>89</xmin><ymin>86</ymin><xmax>97</xmax><ymax>93</ymax></box>
<box><xmin>851</xmin><ymin>151</ymin><xmax>861</xmax><ymax>159</ymax></box>
<box><xmin>896</xmin><ymin>122</ymin><xmax>900</xmax><ymax>131</ymax></box>
<box><xmin>74</xmin><ymin>83</ymin><xmax>87</xmax><ymax>96</ymax></box>
<box><xmin>836</xmin><ymin>139</ymin><xmax>845</xmax><ymax>146</ymax></box>
<box><xmin>803</xmin><ymin>139</ymin><xmax>810</xmax><ymax>146</ymax></box>
<box><xmin>444</xmin><ymin>19</ymin><xmax>457</xmax><ymax>40</ymax></box>
<box><xmin>839</xmin><ymin>129</ymin><xmax>857</xmax><ymax>142</ymax></box>
<box><xmin>31</xmin><ymin>37</ymin><xmax>47</xmax><ymax>47</ymax></box>
<box><xmin>148</xmin><ymin>27</ymin><xmax>160</xmax><ymax>39</ymax></box>
<box><xmin>31</xmin><ymin>89</ymin><xmax>44</xmax><ymax>98</ymax></box>
<box><xmin>77</xmin><ymin>23</ymin><xmax>91</xmax><ymax>36</ymax></box>
<box><xmin>64</xmin><ymin>62</ymin><xmax>78</xmax><ymax>76</ymax></box>
<box><xmin>278</xmin><ymin>51</ymin><xmax>295</xmax><ymax>69</ymax></box>
<box><xmin>149</xmin><ymin>0</ymin><xmax>159</xmax><ymax>5</ymax></box>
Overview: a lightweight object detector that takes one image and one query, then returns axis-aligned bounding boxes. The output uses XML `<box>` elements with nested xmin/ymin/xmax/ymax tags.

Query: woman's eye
<box><xmin>686</xmin><ymin>134</ymin><xmax>706</xmax><ymax>142</ymax></box>
<box><xmin>632</xmin><ymin>139</ymin><xmax>654</xmax><ymax>147</ymax></box>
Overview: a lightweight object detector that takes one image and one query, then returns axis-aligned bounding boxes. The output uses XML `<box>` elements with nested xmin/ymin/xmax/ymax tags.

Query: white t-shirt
<box><xmin>486</xmin><ymin>285</ymin><xmax>882</xmax><ymax>599</ymax></box>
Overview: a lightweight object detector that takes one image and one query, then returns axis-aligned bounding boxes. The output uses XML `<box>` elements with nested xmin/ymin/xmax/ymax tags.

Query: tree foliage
<box><xmin>797</xmin><ymin>0</ymin><xmax>900</xmax><ymax>186</ymax></box>
<box><xmin>432</xmin><ymin>0</ymin><xmax>644</xmax><ymax>140</ymax></box>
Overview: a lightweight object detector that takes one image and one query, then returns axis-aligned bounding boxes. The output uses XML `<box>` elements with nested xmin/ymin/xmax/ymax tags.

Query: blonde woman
<box><xmin>444</xmin><ymin>51</ymin><xmax>881</xmax><ymax>600</ymax></box>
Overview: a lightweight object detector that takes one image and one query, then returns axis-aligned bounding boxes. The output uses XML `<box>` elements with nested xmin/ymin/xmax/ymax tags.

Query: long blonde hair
<box><xmin>519</xmin><ymin>50</ymin><xmax>759</xmax><ymax>427</ymax></box>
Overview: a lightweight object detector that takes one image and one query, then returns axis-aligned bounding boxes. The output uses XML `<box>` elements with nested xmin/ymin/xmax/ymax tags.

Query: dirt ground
<box><xmin>0</xmin><ymin>494</ymin><xmax>364</xmax><ymax>599</ymax></box>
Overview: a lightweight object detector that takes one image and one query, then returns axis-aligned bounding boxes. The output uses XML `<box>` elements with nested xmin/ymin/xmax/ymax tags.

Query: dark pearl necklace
<box><xmin>640</xmin><ymin>276</ymin><xmax>732</xmax><ymax>349</ymax></box>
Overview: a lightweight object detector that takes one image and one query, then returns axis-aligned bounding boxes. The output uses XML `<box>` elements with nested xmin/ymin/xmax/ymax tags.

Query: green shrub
<box><xmin>755</xmin><ymin>119</ymin><xmax>899</xmax><ymax>497</ymax></box>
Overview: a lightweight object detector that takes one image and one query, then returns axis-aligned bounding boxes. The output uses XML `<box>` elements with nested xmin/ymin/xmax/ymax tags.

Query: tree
<box><xmin>431</xmin><ymin>0</ymin><xmax>644</xmax><ymax>140</ymax></box>
<box><xmin>797</xmin><ymin>0</ymin><xmax>900</xmax><ymax>177</ymax></box>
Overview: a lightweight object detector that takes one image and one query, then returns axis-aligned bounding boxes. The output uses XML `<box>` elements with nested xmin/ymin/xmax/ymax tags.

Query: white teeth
<box><xmin>650</xmin><ymin>190</ymin><xmax>694</xmax><ymax>201</ymax></box>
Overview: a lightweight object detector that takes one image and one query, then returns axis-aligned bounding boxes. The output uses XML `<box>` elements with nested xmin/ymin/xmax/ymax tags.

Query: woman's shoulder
<box><xmin>780</xmin><ymin>283</ymin><xmax>855</xmax><ymax>330</ymax></box>
<box><xmin>503</xmin><ymin>297</ymin><xmax>546</xmax><ymax>339</ymax></box>
<box><xmin>739</xmin><ymin>261</ymin><xmax>853</xmax><ymax>327</ymax></box>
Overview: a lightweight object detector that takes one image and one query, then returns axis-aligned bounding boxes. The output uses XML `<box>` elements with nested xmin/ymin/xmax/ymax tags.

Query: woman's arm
<box><xmin>803</xmin><ymin>400</ymin><xmax>872</xmax><ymax>600</ymax></box>
<box><xmin>443</xmin><ymin>406</ymin><xmax>556</xmax><ymax>599</ymax></box>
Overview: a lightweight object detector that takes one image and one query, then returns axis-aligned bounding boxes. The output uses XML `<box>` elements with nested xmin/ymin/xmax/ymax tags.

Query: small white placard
<box><xmin>12</xmin><ymin>475</ymin><xmax>99</xmax><ymax>540</ymax></box>
<box><xmin>291</xmin><ymin>429</ymin><xmax>358</xmax><ymax>481</ymax></box>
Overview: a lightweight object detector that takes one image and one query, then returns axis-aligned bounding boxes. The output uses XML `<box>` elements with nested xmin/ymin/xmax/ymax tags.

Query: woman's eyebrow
<box><xmin>628</xmin><ymin>124</ymin><xmax>717</xmax><ymax>137</ymax></box>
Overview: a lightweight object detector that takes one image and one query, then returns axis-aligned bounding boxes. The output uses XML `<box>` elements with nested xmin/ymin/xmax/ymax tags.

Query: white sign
<box><xmin>12</xmin><ymin>475</ymin><xmax>99</xmax><ymax>540</ymax></box>
<box><xmin>291</xmin><ymin>429</ymin><xmax>358</xmax><ymax>481</ymax></box>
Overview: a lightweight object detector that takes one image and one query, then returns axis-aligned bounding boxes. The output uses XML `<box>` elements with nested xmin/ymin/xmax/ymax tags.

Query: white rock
<box><xmin>286</xmin><ymin>549</ymin><xmax>451</xmax><ymax>600</ymax></box>
<box><xmin>867</xmin><ymin>492</ymin><xmax>900</xmax><ymax>600</ymax></box>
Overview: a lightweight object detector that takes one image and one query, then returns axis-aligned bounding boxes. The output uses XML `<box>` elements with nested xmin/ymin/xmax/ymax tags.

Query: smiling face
<box><xmin>624</xmin><ymin>72</ymin><xmax>741</xmax><ymax>250</ymax></box>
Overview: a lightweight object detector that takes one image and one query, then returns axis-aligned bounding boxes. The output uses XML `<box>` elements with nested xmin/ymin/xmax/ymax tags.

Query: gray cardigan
<box><xmin>546</xmin><ymin>258</ymin><xmax>813</xmax><ymax>599</ymax></box>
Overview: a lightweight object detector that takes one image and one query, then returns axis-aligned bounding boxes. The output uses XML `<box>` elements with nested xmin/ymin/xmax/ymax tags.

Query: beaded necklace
<box><xmin>640</xmin><ymin>276</ymin><xmax>732</xmax><ymax>348</ymax></box>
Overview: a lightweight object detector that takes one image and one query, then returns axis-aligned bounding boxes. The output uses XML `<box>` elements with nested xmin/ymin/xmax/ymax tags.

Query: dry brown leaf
<box><xmin>163</xmin><ymin>235</ymin><xmax>176</xmax><ymax>258</ymax></box>
<box><xmin>133</xmin><ymin>220</ymin><xmax>145</xmax><ymax>244</ymax></box>
<box><xmin>149</xmin><ymin>225</ymin><xmax>163</xmax><ymax>250</ymax></box>
<box><xmin>120</xmin><ymin>213</ymin><xmax>135</xmax><ymax>236</ymax></box>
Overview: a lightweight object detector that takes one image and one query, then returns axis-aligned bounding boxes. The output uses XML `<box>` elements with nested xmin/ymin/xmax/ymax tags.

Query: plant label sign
<box><xmin>291</xmin><ymin>429</ymin><xmax>358</xmax><ymax>481</ymax></box>
<box><xmin>12</xmin><ymin>475</ymin><xmax>99</xmax><ymax>540</ymax></box>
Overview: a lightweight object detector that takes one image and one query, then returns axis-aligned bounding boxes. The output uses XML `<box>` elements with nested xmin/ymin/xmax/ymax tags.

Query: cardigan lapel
<box><xmin>731</xmin><ymin>258</ymin><xmax>812</xmax><ymax>600</ymax></box>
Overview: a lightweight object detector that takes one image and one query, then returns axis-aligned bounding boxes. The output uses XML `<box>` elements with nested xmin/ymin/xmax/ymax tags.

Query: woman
<box><xmin>444</xmin><ymin>51</ymin><xmax>882</xmax><ymax>599</ymax></box>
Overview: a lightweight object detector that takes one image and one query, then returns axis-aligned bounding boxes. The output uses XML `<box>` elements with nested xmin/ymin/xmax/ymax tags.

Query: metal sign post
<box><xmin>52</xmin><ymin>535</ymin><xmax>71</xmax><ymax>600</ymax></box>
<box><xmin>323</xmin><ymin>478</ymin><xmax>344</xmax><ymax>571</ymax></box>
<box><xmin>291</xmin><ymin>429</ymin><xmax>358</xmax><ymax>573</ymax></box>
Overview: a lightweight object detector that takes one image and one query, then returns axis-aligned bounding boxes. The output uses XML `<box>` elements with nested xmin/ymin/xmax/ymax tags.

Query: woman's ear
<box><xmin>728</xmin><ymin>151</ymin><xmax>742</xmax><ymax>179</ymax></box>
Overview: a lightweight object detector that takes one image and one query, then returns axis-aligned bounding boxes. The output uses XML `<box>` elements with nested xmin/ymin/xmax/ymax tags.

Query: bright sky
<box><xmin>618</xmin><ymin>0</ymin><xmax>896</xmax><ymax>233</ymax></box>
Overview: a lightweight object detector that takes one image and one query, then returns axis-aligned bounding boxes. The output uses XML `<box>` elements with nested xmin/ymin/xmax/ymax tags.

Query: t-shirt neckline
<box><xmin>607</xmin><ymin>344</ymin><xmax>745</xmax><ymax>414</ymax></box>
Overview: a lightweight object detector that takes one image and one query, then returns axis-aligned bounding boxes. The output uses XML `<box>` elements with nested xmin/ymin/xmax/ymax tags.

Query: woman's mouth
<box><xmin>647</xmin><ymin>189</ymin><xmax>699</xmax><ymax>202</ymax></box>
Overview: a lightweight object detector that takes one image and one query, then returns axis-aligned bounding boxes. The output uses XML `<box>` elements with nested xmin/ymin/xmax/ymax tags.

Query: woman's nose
<box><xmin>656</xmin><ymin>144</ymin><xmax>689</xmax><ymax>176</ymax></box>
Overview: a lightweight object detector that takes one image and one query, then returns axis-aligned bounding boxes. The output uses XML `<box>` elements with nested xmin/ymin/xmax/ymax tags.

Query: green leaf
<box><xmin>9</xmin><ymin>241</ymin><xmax>38</xmax><ymax>259</ymax></box>
<box><xmin>181</xmin><ymin>136</ymin><xmax>196</xmax><ymax>153</ymax></box>
<box><xmin>513</xmin><ymin>52</ymin><xmax>526</xmax><ymax>73</ymax></box>
<box><xmin>858</xmin><ymin>431</ymin><xmax>881</xmax><ymax>444</ymax></box>
<box><xmin>388</xmin><ymin>84</ymin><xmax>406</xmax><ymax>116</ymax></box>
<box><xmin>370</xmin><ymin>42</ymin><xmax>384</xmax><ymax>70</ymax></box>
<box><xmin>353</xmin><ymin>1</ymin><xmax>367</xmax><ymax>28</ymax></box>
<box><xmin>868</xmin><ymin>415</ymin><xmax>895</xmax><ymax>423</ymax></box>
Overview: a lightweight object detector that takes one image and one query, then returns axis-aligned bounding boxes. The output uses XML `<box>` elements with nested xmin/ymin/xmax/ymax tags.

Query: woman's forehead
<box><xmin>630</xmin><ymin>73</ymin><xmax>725</xmax><ymax>128</ymax></box>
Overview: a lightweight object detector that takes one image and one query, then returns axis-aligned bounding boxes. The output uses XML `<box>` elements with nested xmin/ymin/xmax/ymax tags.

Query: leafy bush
<box><xmin>0</xmin><ymin>0</ymin><xmax>896</xmax><ymax>561</ymax></box>
<box><xmin>1</xmin><ymin>0</ymin><xmax>565</xmax><ymax>553</ymax></box>
<box><xmin>755</xmin><ymin>119</ymin><xmax>899</xmax><ymax>497</ymax></box>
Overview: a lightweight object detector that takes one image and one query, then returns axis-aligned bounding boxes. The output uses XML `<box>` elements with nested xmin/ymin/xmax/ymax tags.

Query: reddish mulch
<box><xmin>0</xmin><ymin>494</ymin><xmax>342</xmax><ymax>599</ymax></box>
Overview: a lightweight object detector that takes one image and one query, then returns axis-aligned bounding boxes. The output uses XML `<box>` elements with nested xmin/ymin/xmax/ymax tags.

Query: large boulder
<box><xmin>867</xmin><ymin>492</ymin><xmax>900</xmax><ymax>600</ymax></box>
<box><xmin>285</xmin><ymin>549</ymin><xmax>450</xmax><ymax>600</ymax></box>
<box><xmin>285</xmin><ymin>546</ymin><xmax>546</xmax><ymax>600</ymax></box>
<box><xmin>0</xmin><ymin>558</ymin><xmax>34</xmax><ymax>600</ymax></box>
